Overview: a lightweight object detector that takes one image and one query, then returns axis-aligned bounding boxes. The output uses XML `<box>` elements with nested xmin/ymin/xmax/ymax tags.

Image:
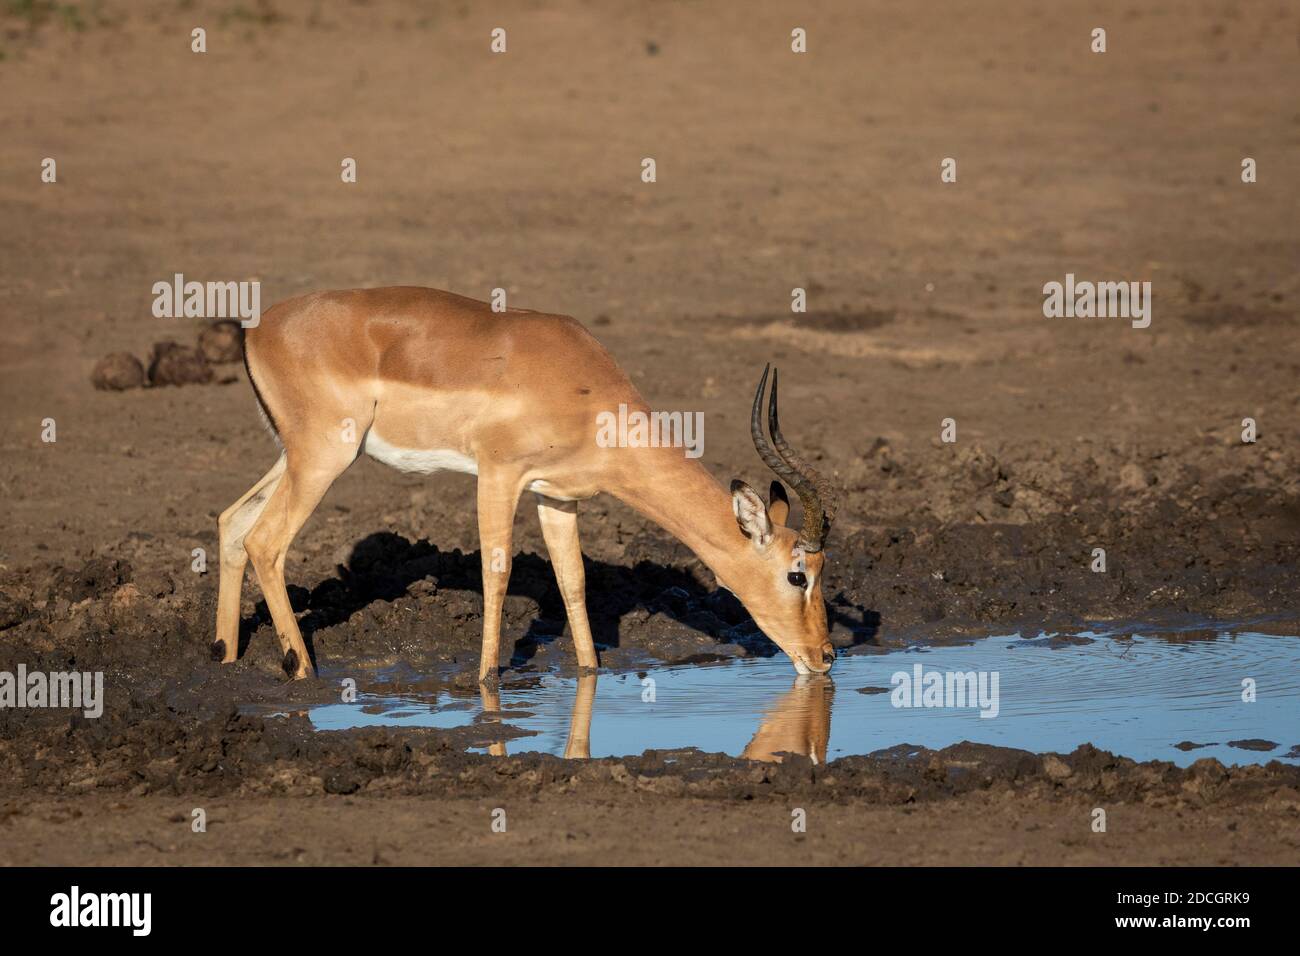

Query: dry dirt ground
<box><xmin>1</xmin><ymin>0</ymin><xmax>1298</xmax><ymax>865</ymax></box>
<box><xmin>7</xmin><ymin>788</ymin><xmax>1299</xmax><ymax>867</ymax></box>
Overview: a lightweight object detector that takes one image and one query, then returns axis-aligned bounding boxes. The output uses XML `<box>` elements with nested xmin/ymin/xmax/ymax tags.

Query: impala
<box><xmin>212</xmin><ymin>287</ymin><xmax>838</xmax><ymax>681</ymax></box>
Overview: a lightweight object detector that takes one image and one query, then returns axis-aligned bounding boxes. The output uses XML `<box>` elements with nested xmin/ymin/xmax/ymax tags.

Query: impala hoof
<box><xmin>282</xmin><ymin>649</ymin><xmax>301</xmax><ymax>678</ymax></box>
<box><xmin>210</xmin><ymin>640</ymin><xmax>227</xmax><ymax>662</ymax></box>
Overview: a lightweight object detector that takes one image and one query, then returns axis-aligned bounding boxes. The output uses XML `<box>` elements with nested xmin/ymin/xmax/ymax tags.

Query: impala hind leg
<box><xmin>476</xmin><ymin>470</ymin><xmax>524</xmax><ymax>683</ymax></box>
<box><xmin>213</xmin><ymin>454</ymin><xmax>288</xmax><ymax>663</ymax></box>
<box><xmin>244</xmin><ymin>448</ymin><xmax>357</xmax><ymax>679</ymax></box>
<box><xmin>535</xmin><ymin>495</ymin><xmax>598</xmax><ymax>670</ymax></box>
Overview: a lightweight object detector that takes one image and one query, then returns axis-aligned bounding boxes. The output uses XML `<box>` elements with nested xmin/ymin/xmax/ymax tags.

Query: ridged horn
<box><xmin>749</xmin><ymin>364</ymin><xmax>835</xmax><ymax>551</ymax></box>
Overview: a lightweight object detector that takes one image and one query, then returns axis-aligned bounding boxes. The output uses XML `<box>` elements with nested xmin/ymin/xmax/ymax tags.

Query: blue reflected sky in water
<box><xmin>307</xmin><ymin>631</ymin><xmax>1300</xmax><ymax>767</ymax></box>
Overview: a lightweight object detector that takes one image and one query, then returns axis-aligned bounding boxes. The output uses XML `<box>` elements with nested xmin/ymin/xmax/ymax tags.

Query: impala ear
<box><xmin>730</xmin><ymin>479</ymin><xmax>773</xmax><ymax>548</ymax></box>
<box><xmin>768</xmin><ymin>480</ymin><xmax>790</xmax><ymax>527</ymax></box>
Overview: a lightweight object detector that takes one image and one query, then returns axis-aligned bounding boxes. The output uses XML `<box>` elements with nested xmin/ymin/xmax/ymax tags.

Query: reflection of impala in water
<box><xmin>478</xmin><ymin>673</ymin><xmax>834</xmax><ymax>763</ymax></box>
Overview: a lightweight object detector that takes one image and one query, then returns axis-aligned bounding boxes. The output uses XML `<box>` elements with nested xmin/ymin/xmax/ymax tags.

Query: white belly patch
<box><xmin>527</xmin><ymin>479</ymin><xmax>578</xmax><ymax>501</ymax></box>
<box><xmin>364</xmin><ymin>431</ymin><xmax>478</xmax><ymax>476</ymax></box>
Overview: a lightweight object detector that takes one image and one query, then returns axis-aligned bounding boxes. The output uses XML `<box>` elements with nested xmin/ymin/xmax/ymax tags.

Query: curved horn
<box><xmin>768</xmin><ymin>368</ymin><xmax>836</xmax><ymax>551</ymax></box>
<box><xmin>750</xmin><ymin>364</ymin><xmax>803</xmax><ymax>489</ymax></box>
<box><xmin>750</xmin><ymin>366</ymin><xmax>836</xmax><ymax>552</ymax></box>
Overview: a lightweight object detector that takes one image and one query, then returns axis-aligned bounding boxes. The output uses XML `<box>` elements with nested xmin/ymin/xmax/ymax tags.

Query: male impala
<box><xmin>212</xmin><ymin>287</ymin><xmax>837</xmax><ymax>680</ymax></box>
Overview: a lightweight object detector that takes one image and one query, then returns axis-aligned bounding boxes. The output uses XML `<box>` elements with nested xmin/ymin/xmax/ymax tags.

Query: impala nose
<box><xmin>795</xmin><ymin>644</ymin><xmax>835</xmax><ymax>674</ymax></box>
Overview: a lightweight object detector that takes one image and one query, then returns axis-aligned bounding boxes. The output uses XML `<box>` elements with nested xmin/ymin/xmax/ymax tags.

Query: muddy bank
<box><xmin>1</xmin><ymin>523</ymin><xmax>1299</xmax><ymax>816</ymax></box>
<box><xmin>4</xmin><ymin>683</ymin><xmax>1299</xmax><ymax>812</ymax></box>
<box><xmin>834</xmin><ymin>436</ymin><xmax>1300</xmax><ymax>639</ymax></box>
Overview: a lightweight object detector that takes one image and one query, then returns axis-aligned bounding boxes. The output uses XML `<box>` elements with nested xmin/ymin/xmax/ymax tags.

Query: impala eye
<box><xmin>787</xmin><ymin>571</ymin><xmax>808</xmax><ymax>589</ymax></box>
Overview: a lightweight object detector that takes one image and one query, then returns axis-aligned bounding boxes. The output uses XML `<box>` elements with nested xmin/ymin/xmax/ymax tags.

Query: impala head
<box><xmin>730</xmin><ymin>365</ymin><xmax>838</xmax><ymax>675</ymax></box>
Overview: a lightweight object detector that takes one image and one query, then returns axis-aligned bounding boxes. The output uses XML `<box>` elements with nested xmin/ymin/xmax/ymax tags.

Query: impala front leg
<box><xmin>476</xmin><ymin>469</ymin><xmax>523</xmax><ymax>683</ymax></box>
<box><xmin>535</xmin><ymin>495</ymin><xmax>598</xmax><ymax>670</ymax></box>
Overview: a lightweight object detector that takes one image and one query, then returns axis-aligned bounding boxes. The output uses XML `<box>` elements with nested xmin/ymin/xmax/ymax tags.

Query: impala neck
<box><xmin>605</xmin><ymin>449</ymin><xmax>749</xmax><ymax>590</ymax></box>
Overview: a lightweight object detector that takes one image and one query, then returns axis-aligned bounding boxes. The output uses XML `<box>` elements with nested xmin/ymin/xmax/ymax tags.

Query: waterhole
<box><xmin>305</xmin><ymin>628</ymin><xmax>1300</xmax><ymax>766</ymax></box>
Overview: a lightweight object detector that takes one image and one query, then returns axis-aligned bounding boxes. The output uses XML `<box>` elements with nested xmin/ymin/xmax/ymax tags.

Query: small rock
<box><xmin>91</xmin><ymin>352</ymin><xmax>145</xmax><ymax>391</ymax></box>
<box><xmin>1227</xmin><ymin>738</ymin><xmax>1277</xmax><ymax>752</ymax></box>
<box><xmin>109</xmin><ymin>583</ymin><xmax>143</xmax><ymax>611</ymax></box>
<box><xmin>197</xmin><ymin>320</ymin><xmax>244</xmax><ymax>364</ymax></box>
<box><xmin>148</xmin><ymin>341</ymin><xmax>213</xmax><ymax>386</ymax></box>
<box><xmin>1189</xmin><ymin>757</ymin><xmax>1228</xmax><ymax>781</ymax></box>
<box><xmin>0</xmin><ymin>590</ymin><xmax>33</xmax><ymax>630</ymax></box>
<box><xmin>49</xmin><ymin>557</ymin><xmax>133</xmax><ymax>602</ymax></box>
<box><xmin>1042</xmin><ymin>755</ymin><xmax>1073</xmax><ymax>780</ymax></box>
<box><xmin>1118</xmin><ymin>462</ymin><xmax>1147</xmax><ymax>492</ymax></box>
<box><xmin>323</xmin><ymin>772</ymin><xmax>361</xmax><ymax>795</ymax></box>
<box><xmin>135</xmin><ymin>569</ymin><xmax>176</xmax><ymax>598</ymax></box>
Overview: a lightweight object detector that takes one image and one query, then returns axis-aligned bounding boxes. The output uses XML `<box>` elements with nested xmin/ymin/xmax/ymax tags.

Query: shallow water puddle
<box><xmin>307</xmin><ymin>630</ymin><xmax>1300</xmax><ymax>766</ymax></box>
